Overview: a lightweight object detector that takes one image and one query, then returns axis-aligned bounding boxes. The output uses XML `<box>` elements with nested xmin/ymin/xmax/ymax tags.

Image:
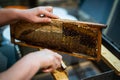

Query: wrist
<box><xmin>0</xmin><ymin>9</ymin><xmax>20</xmax><ymax>25</ymax></box>
<box><xmin>24</xmin><ymin>53</ymin><xmax>41</xmax><ymax>70</ymax></box>
<box><xmin>10</xmin><ymin>9</ymin><xmax>21</xmax><ymax>20</ymax></box>
<box><xmin>7</xmin><ymin>9</ymin><xmax>25</xmax><ymax>21</ymax></box>
<box><xmin>3</xmin><ymin>9</ymin><xmax>19</xmax><ymax>20</ymax></box>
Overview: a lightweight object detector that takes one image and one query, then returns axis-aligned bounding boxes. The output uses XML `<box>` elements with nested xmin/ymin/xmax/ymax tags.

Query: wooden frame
<box><xmin>10</xmin><ymin>19</ymin><xmax>106</xmax><ymax>61</ymax></box>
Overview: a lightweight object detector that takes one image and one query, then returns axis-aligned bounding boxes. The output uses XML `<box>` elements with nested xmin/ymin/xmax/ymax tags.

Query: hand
<box><xmin>0</xmin><ymin>49</ymin><xmax>62</xmax><ymax>80</ymax></box>
<box><xmin>17</xmin><ymin>6</ymin><xmax>59</xmax><ymax>23</ymax></box>
<box><xmin>29</xmin><ymin>49</ymin><xmax>62</xmax><ymax>72</ymax></box>
<box><xmin>0</xmin><ymin>6</ymin><xmax>59</xmax><ymax>26</ymax></box>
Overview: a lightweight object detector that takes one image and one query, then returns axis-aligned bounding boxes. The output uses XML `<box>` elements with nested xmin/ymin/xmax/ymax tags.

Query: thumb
<box><xmin>42</xmin><ymin>68</ymin><xmax>54</xmax><ymax>72</ymax></box>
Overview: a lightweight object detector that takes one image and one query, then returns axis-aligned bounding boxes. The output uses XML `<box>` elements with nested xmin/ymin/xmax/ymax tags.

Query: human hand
<box><xmin>17</xmin><ymin>6</ymin><xmax>59</xmax><ymax>23</ymax></box>
<box><xmin>28</xmin><ymin>49</ymin><xmax>62</xmax><ymax>72</ymax></box>
<box><xmin>0</xmin><ymin>6</ymin><xmax>58</xmax><ymax>26</ymax></box>
<box><xmin>0</xmin><ymin>49</ymin><xmax>62</xmax><ymax>80</ymax></box>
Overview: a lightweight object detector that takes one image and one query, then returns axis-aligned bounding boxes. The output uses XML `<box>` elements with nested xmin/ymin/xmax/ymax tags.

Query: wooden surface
<box><xmin>52</xmin><ymin>61</ymin><xmax>68</xmax><ymax>80</ymax></box>
<box><xmin>52</xmin><ymin>69</ymin><xmax>69</xmax><ymax>80</ymax></box>
<box><xmin>101</xmin><ymin>45</ymin><xmax>120</xmax><ymax>76</ymax></box>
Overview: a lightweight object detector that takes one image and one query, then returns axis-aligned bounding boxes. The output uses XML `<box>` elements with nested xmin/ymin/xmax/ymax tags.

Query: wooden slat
<box><xmin>51</xmin><ymin>61</ymin><xmax>69</xmax><ymax>80</ymax></box>
<box><xmin>51</xmin><ymin>70</ymin><xmax>68</xmax><ymax>80</ymax></box>
<box><xmin>101</xmin><ymin>45</ymin><xmax>120</xmax><ymax>76</ymax></box>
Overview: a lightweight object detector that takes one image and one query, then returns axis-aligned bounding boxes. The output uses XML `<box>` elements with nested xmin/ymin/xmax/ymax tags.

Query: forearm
<box><xmin>0</xmin><ymin>8</ymin><xmax>20</xmax><ymax>26</ymax></box>
<box><xmin>0</xmin><ymin>49</ymin><xmax>62</xmax><ymax>80</ymax></box>
<box><xmin>0</xmin><ymin>53</ymin><xmax>40</xmax><ymax>80</ymax></box>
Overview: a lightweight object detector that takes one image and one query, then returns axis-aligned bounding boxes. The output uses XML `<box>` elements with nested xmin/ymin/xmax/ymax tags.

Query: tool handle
<box><xmin>61</xmin><ymin>60</ymin><xmax>67</xmax><ymax>69</ymax></box>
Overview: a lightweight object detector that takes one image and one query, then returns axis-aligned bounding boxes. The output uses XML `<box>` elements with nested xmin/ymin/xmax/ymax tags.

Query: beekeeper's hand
<box><xmin>0</xmin><ymin>49</ymin><xmax>62</xmax><ymax>80</ymax></box>
<box><xmin>0</xmin><ymin>6</ymin><xmax>58</xmax><ymax>26</ymax></box>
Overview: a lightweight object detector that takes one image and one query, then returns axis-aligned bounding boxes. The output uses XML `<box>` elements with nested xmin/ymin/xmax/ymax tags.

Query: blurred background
<box><xmin>0</xmin><ymin>0</ymin><xmax>120</xmax><ymax>80</ymax></box>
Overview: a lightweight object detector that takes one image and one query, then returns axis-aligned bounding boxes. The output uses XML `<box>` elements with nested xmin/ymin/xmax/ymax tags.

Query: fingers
<box><xmin>53</xmin><ymin>52</ymin><xmax>62</xmax><ymax>68</ymax></box>
<box><xmin>42</xmin><ymin>59</ymin><xmax>61</xmax><ymax>73</ymax></box>
<box><xmin>33</xmin><ymin>17</ymin><xmax>51</xmax><ymax>23</ymax></box>
<box><xmin>39</xmin><ymin>49</ymin><xmax>62</xmax><ymax>72</ymax></box>
<box><xmin>29</xmin><ymin>6</ymin><xmax>59</xmax><ymax>23</ymax></box>
<box><xmin>45</xmin><ymin>6</ymin><xmax>53</xmax><ymax>13</ymax></box>
<box><xmin>42</xmin><ymin>67</ymin><xmax>54</xmax><ymax>72</ymax></box>
<box><xmin>38</xmin><ymin>9</ymin><xmax>59</xmax><ymax>19</ymax></box>
<box><xmin>36</xmin><ymin>6</ymin><xmax>58</xmax><ymax>18</ymax></box>
<box><xmin>40</xmin><ymin>6</ymin><xmax>53</xmax><ymax>13</ymax></box>
<box><xmin>42</xmin><ymin>60</ymin><xmax>58</xmax><ymax>73</ymax></box>
<box><xmin>21</xmin><ymin>6</ymin><xmax>59</xmax><ymax>23</ymax></box>
<box><xmin>47</xmin><ymin>50</ymin><xmax>62</xmax><ymax>69</ymax></box>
